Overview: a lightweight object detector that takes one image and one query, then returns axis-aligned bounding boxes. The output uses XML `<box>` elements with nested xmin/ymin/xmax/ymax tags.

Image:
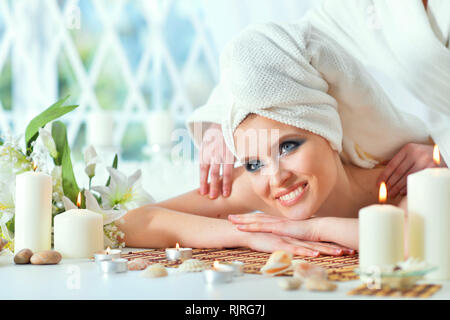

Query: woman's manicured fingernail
<box><xmin>223</xmin><ymin>190</ymin><xmax>230</xmax><ymax>197</ymax></box>
<box><xmin>334</xmin><ymin>249</ymin><xmax>343</xmax><ymax>255</ymax></box>
<box><xmin>312</xmin><ymin>251</ymin><xmax>320</xmax><ymax>256</ymax></box>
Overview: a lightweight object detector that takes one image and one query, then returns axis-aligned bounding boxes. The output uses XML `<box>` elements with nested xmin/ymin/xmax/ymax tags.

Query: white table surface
<box><xmin>1</xmin><ymin>250</ymin><xmax>449</xmax><ymax>300</ymax></box>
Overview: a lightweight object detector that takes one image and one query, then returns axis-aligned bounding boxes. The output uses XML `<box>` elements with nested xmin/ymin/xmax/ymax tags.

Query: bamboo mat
<box><xmin>348</xmin><ymin>284</ymin><xmax>442</xmax><ymax>298</ymax></box>
<box><xmin>122</xmin><ymin>248</ymin><xmax>359</xmax><ymax>282</ymax></box>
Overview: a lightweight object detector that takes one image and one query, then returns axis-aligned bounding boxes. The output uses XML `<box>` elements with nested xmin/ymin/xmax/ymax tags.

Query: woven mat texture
<box><xmin>122</xmin><ymin>248</ymin><xmax>359</xmax><ymax>281</ymax></box>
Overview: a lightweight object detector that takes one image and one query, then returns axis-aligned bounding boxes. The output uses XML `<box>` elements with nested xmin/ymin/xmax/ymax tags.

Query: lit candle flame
<box><xmin>76</xmin><ymin>192</ymin><xmax>82</xmax><ymax>208</ymax></box>
<box><xmin>433</xmin><ymin>145</ymin><xmax>440</xmax><ymax>166</ymax></box>
<box><xmin>106</xmin><ymin>247</ymin><xmax>111</xmax><ymax>254</ymax></box>
<box><xmin>175</xmin><ymin>242</ymin><xmax>180</xmax><ymax>250</ymax></box>
<box><xmin>379</xmin><ymin>182</ymin><xmax>387</xmax><ymax>203</ymax></box>
<box><xmin>32</xmin><ymin>162</ymin><xmax>37</xmax><ymax>171</ymax></box>
<box><xmin>213</xmin><ymin>261</ymin><xmax>219</xmax><ymax>269</ymax></box>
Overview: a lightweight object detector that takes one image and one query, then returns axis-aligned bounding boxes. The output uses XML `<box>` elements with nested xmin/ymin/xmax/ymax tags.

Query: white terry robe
<box><xmin>303</xmin><ymin>0</ymin><xmax>450</xmax><ymax>164</ymax></box>
<box><xmin>187</xmin><ymin>21</ymin><xmax>431</xmax><ymax>168</ymax></box>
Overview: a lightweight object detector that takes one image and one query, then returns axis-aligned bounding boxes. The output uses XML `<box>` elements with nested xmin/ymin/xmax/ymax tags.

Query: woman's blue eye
<box><xmin>280</xmin><ymin>140</ymin><xmax>303</xmax><ymax>155</ymax></box>
<box><xmin>245</xmin><ymin>159</ymin><xmax>263</xmax><ymax>172</ymax></box>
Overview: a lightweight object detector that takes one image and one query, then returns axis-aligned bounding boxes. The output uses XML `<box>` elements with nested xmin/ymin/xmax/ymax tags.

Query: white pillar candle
<box><xmin>146</xmin><ymin>110</ymin><xmax>174</xmax><ymax>147</ymax></box>
<box><xmin>87</xmin><ymin>110</ymin><xmax>115</xmax><ymax>148</ymax></box>
<box><xmin>54</xmin><ymin>209</ymin><xmax>104</xmax><ymax>259</ymax></box>
<box><xmin>359</xmin><ymin>204</ymin><xmax>405</xmax><ymax>270</ymax></box>
<box><xmin>407</xmin><ymin>168</ymin><xmax>450</xmax><ymax>279</ymax></box>
<box><xmin>14</xmin><ymin>171</ymin><xmax>52</xmax><ymax>253</ymax></box>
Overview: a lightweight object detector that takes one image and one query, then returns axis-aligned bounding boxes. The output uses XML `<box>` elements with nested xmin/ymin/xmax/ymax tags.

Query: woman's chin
<box><xmin>280</xmin><ymin>205</ymin><xmax>312</xmax><ymax>220</ymax></box>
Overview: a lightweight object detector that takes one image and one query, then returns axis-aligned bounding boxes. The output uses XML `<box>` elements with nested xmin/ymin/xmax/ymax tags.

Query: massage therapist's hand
<box><xmin>376</xmin><ymin>143</ymin><xmax>447</xmax><ymax>198</ymax></box>
<box><xmin>230</xmin><ymin>213</ymin><xmax>355</xmax><ymax>256</ymax></box>
<box><xmin>199</xmin><ymin>123</ymin><xmax>235</xmax><ymax>199</ymax></box>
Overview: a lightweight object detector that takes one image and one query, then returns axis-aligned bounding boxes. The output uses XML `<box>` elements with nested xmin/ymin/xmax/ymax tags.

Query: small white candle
<box><xmin>408</xmin><ymin>146</ymin><xmax>450</xmax><ymax>279</ymax></box>
<box><xmin>165</xmin><ymin>242</ymin><xmax>192</xmax><ymax>261</ymax></box>
<box><xmin>203</xmin><ymin>261</ymin><xmax>234</xmax><ymax>284</ymax></box>
<box><xmin>54</xmin><ymin>205</ymin><xmax>104</xmax><ymax>259</ymax></box>
<box><xmin>359</xmin><ymin>183</ymin><xmax>405</xmax><ymax>270</ymax></box>
<box><xmin>94</xmin><ymin>247</ymin><xmax>121</xmax><ymax>263</ymax></box>
<box><xmin>14</xmin><ymin>170</ymin><xmax>52</xmax><ymax>253</ymax></box>
<box><xmin>146</xmin><ymin>110</ymin><xmax>174</xmax><ymax>147</ymax></box>
<box><xmin>87</xmin><ymin>110</ymin><xmax>115</xmax><ymax>148</ymax></box>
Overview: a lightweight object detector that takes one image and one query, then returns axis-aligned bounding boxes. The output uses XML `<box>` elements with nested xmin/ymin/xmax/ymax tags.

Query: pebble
<box><xmin>30</xmin><ymin>250</ymin><xmax>62</xmax><ymax>265</ymax></box>
<box><xmin>14</xmin><ymin>248</ymin><xmax>33</xmax><ymax>264</ymax></box>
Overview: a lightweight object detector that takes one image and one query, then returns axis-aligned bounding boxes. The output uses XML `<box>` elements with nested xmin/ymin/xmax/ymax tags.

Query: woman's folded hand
<box><xmin>230</xmin><ymin>213</ymin><xmax>355</xmax><ymax>256</ymax></box>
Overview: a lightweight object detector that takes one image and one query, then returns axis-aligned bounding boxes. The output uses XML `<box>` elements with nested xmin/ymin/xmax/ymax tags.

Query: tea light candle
<box><xmin>99</xmin><ymin>258</ymin><xmax>128</xmax><ymax>273</ymax></box>
<box><xmin>165</xmin><ymin>243</ymin><xmax>192</xmax><ymax>261</ymax></box>
<box><xmin>203</xmin><ymin>261</ymin><xmax>234</xmax><ymax>284</ymax></box>
<box><xmin>408</xmin><ymin>145</ymin><xmax>450</xmax><ymax>279</ymax></box>
<box><xmin>54</xmin><ymin>193</ymin><xmax>104</xmax><ymax>259</ymax></box>
<box><xmin>94</xmin><ymin>247</ymin><xmax>121</xmax><ymax>263</ymax></box>
<box><xmin>14</xmin><ymin>169</ymin><xmax>52</xmax><ymax>253</ymax></box>
<box><xmin>216</xmin><ymin>261</ymin><xmax>244</xmax><ymax>276</ymax></box>
<box><xmin>359</xmin><ymin>182</ymin><xmax>405</xmax><ymax>270</ymax></box>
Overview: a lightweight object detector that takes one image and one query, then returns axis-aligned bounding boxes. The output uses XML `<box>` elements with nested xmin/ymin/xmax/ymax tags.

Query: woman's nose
<box><xmin>269</xmin><ymin>165</ymin><xmax>292</xmax><ymax>188</ymax></box>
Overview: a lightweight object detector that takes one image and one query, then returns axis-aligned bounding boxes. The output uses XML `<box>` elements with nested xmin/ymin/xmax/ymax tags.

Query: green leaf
<box><xmin>106</xmin><ymin>154</ymin><xmax>119</xmax><ymax>187</ymax></box>
<box><xmin>51</xmin><ymin>121</ymin><xmax>66</xmax><ymax>166</ymax></box>
<box><xmin>25</xmin><ymin>95</ymin><xmax>78</xmax><ymax>155</ymax></box>
<box><xmin>51</xmin><ymin>121</ymin><xmax>80</xmax><ymax>204</ymax></box>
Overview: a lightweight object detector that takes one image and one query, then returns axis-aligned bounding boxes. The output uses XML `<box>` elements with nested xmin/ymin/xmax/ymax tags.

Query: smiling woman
<box><xmin>116</xmin><ymin>21</ymin><xmax>429</xmax><ymax>257</ymax></box>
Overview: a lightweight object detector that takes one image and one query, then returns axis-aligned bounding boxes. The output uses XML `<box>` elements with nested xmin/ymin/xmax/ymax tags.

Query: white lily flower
<box><xmin>0</xmin><ymin>180</ymin><xmax>15</xmax><ymax>242</ymax></box>
<box><xmin>62</xmin><ymin>190</ymin><xmax>126</xmax><ymax>225</ymax></box>
<box><xmin>84</xmin><ymin>145</ymin><xmax>100</xmax><ymax>179</ymax></box>
<box><xmin>38</xmin><ymin>128</ymin><xmax>58</xmax><ymax>159</ymax></box>
<box><xmin>92</xmin><ymin>167</ymin><xmax>154</xmax><ymax>211</ymax></box>
<box><xmin>84</xmin><ymin>189</ymin><xmax>126</xmax><ymax>225</ymax></box>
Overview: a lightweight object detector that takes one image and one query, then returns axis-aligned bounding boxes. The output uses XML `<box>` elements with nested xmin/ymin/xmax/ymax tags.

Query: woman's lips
<box><xmin>276</xmin><ymin>182</ymin><xmax>308</xmax><ymax>207</ymax></box>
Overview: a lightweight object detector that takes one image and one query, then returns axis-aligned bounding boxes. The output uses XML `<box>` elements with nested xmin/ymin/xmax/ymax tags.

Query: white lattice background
<box><xmin>0</xmin><ymin>0</ymin><xmax>219</xmax><ymax>161</ymax></box>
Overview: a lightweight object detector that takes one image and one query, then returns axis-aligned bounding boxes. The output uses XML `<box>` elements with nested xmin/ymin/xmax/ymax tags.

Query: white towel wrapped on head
<box><xmin>187</xmin><ymin>21</ymin><xmax>430</xmax><ymax>168</ymax></box>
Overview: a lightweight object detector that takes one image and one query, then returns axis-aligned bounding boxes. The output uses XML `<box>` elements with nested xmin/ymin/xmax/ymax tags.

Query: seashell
<box><xmin>277</xmin><ymin>277</ymin><xmax>302</xmax><ymax>291</ymax></box>
<box><xmin>128</xmin><ymin>258</ymin><xmax>150</xmax><ymax>271</ymax></box>
<box><xmin>177</xmin><ymin>259</ymin><xmax>208</xmax><ymax>272</ymax></box>
<box><xmin>260</xmin><ymin>251</ymin><xmax>292</xmax><ymax>276</ymax></box>
<box><xmin>304</xmin><ymin>277</ymin><xmax>337</xmax><ymax>292</ymax></box>
<box><xmin>0</xmin><ymin>238</ymin><xmax>8</xmax><ymax>252</ymax></box>
<box><xmin>141</xmin><ymin>263</ymin><xmax>168</xmax><ymax>278</ymax></box>
<box><xmin>293</xmin><ymin>261</ymin><xmax>327</xmax><ymax>280</ymax></box>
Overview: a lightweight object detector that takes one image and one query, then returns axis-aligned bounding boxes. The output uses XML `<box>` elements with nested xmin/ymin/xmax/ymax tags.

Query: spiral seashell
<box><xmin>177</xmin><ymin>259</ymin><xmax>208</xmax><ymax>272</ymax></box>
<box><xmin>128</xmin><ymin>258</ymin><xmax>149</xmax><ymax>271</ymax></box>
<box><xmin>141</xmin><ymin>263</ymin><xmax>168</xmax><ymax>278</ymax></box>
<box><xmin>260</xmin><ymin>251</ymin><xmax>292</xmax><ymax>276</ymax></box>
